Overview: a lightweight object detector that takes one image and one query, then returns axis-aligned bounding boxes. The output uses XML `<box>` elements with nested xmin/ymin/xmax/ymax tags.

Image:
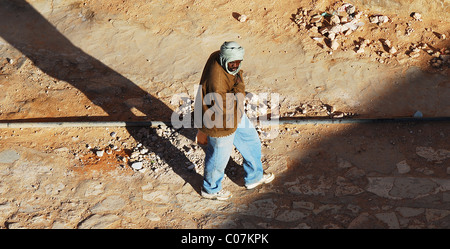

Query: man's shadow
<box><xmin>0</xmin><ymin>0</ymin><xmax>203</xmax><ymax>192</ymax></box>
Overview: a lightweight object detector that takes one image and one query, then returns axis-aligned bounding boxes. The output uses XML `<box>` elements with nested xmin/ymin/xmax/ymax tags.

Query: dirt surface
<box><xmin>0</xmin><ymin>0</ymin><xmax>449</xmax><ymax>229</ymax></box>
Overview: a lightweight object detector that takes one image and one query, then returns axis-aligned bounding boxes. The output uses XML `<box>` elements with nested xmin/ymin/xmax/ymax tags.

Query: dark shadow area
<box><xmin>217</xmin><ymin>45</ymin><xmax>450</xmax><ymax>228</ymax></box>
<box><xmin>0</xmin><ymin>0</ymin><xmax>202</xmax><ymax>192</ymax></box>
<box><xmin>232</xmin><ymin>12</ymin><xmax>241</xmax><ymax>21</ymax></box>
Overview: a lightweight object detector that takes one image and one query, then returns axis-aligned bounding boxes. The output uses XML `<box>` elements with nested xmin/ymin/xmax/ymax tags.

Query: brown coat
<box><xmin>197</xmin><ymin>51</ymin><xmax>245</xmax><ymax>137</ymax></box>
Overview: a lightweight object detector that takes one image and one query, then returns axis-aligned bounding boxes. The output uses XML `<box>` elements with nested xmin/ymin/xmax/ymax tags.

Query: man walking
<box><xmin>196</xmin><ymin>41</ymin><xmax>274</xmax><ymax>200</ymax></box>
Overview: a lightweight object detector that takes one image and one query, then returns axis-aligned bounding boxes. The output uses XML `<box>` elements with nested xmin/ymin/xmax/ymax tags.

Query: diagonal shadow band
<box><xmin>0</xmin><ymin>0</ymin><xmax>201</xmax><ymax>192</ymax></box>
<box><xmin>0</xmin><ymin>0</ymin><xmax>170</xmax><ymax>121</ymax></box>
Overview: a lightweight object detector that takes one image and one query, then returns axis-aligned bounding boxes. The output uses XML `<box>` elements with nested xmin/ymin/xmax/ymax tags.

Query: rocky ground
<box><xmin>0</xmin><ymin>0</ymin><xmax>449</xmax><ymax>229</ymax></box>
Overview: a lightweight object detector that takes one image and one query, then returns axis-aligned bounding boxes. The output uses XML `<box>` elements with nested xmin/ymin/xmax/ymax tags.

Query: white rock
<box><xmin>131</xmin><ymin>161</ymin><xmax>143</xmax><ymax>170</ymax></box>
<box><xmin>369</xmin><ymin>15</ymin><xmax>379</xmax><ymax>24</ymax></box>
<box><xmin>330</xmin><ymin>24</ymin><xmax>348</xmax><ymax>34</ymax></box>
<box><xmin>378</xmin><ymin>15</ymin><xmax>389</xmax><ymax>24</ymax></box>
<box><xmin>310</xmin><ymin>14</ymin><xmax>322</xmax><ymax>23</ymax></box>
<box><xmin>370</xmin><ymin>15</ymin><xmax>388</xmax><ymax>25</ymax></box>
<box><xmin>346</xmin><ymin>5</ymin><xmax>356</xmax><ymax>15</ymax></box>
<box><xmin>411</xmin><ymin>12</ymin><xmax>422</xmax><ymax>21</ymax></box>
<box><xmin>96</xmin><ymin>150</ymin><xmax>104</xmax><ymax>157</ymax></box>
<box><xmin>330</xmin><ymin>40</ymin><xmax>339</xmax><ymax>50</ymax></box>
<box><xmin>312</xmin><ymin>37</ymin><xmax>324</xmax><ymax>42</ymax></box>
<box><xmin>330</xmin><ymin>15</ymin><xmax>340</xmax><ymax>24</ymax></box>
<box><xmin>238</xmin><ymin>14</ymin><xmax>248</xmax><ymax>22</ymax></box>
<box><xmin>389</xmin><ymin>47</ymin><xmax>397</xmax><ymax>54</ymax></box>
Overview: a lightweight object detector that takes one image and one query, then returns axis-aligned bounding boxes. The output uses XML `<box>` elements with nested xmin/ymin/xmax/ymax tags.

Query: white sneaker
<box><xmin>201</xmin><ymin>189</ymin><xmax>232</xmax><ymax>200</ymax></box>
<box><xmin>245</xmin><ymin>172</ymin><xmax>275</xmax><ymax>190</ymax></box>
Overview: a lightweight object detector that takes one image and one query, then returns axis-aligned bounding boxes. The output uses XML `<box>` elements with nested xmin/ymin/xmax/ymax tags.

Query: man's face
<box><xmin>227</xmin><ymin>60</ymin><xmax>242</xmax><ymax>72</ymax></box>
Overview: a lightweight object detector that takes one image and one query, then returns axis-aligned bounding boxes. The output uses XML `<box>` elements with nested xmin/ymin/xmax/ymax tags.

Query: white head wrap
<box><xmin>219</xmin><ymin>41</ymin><xmax>245</xmax><ymax>75</ymax></box>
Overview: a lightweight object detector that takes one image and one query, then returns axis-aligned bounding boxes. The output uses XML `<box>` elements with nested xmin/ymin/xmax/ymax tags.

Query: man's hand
<box><xmin>196</xmin><ymin>130</ymin><xmax>208</xmax><ymax>145</ymax></box>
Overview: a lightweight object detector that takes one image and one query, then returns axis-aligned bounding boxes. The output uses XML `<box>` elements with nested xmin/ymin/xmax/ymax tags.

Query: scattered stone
<box><xmin>346</xmin><ymin>5</ymin><xmax>356</xmax><ymax>15</ymax></box>
<box><xmin>378</xmin><ymin>15</ymin><xmax>389</xmax><ymax>24</ymax></box>
<box><xmin>409</xmin><ymin>51</ymin><xmax>420</xmax><ymax>58</ymax></box>
<box><xmin>330</xmin><ymin>39</ymin><xmax>339</xmax><ymax>50</ymax></box>
<box><xmin>95</xmin><ymin>150</ymin><xmax>104</xmax><ymax>157</ymax></box>
<box><xmin>411</xmin><ymin>12</ymin><xmax>422</xmax><ymax>21</ymax></box>
<box><xmin>238</xmin><ymin>14</ymin><xmax>248</xmax><ymax>23</ymax></box>
<box><xmin>430</xmin><ymin>55</ymin><xmax>448</xmax><ymax>69</ymax></box>
<box><xmin>369</xmin><ymin>15</ymin><xmax>379</xmax><ymax>24</ymax></box>
<box><xmin>131</xmin><ymin>161</ymin><xmax>143</xmax><ymax>170</ymax></box>
<box><xmin>330</xmin><ymin>15</ymin><xmax>340</xmax><ymax>25</ymax></box>
<box><xmin>355</xmin><ymin>39</ymin><xmax>370</xmax><ymax>54</ymax></box>
<box><xmin>389</xmin><ymin>46</ymin><xmax>397</xmax><ymax>54</ymax></box>
<box><xmin>396</xmin><ymin>160</ymin><xmax>411</xmax><ymax>174</ymax></box>
<box><xmin>369</xmin><ymin>15</ymin><xmax>389</xmax><ymax>25</ymax></box>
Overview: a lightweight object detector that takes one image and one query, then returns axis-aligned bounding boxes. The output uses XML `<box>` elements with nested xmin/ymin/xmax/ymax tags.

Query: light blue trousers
<box><xmin>203</xmin><ymin>114</ymin><xmax>264</xmax><ymax>194</ymax></box>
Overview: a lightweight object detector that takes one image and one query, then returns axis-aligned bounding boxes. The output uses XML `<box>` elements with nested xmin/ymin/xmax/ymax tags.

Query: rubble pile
<box><xmin>294</xmin><ymin>3</ymin><xmax>365</xmax><ymax>51</ymax></box>
<box><xmin>79</xmin><ymin>126</ymin><xmax>205</xmax><ymax>178</ymax></box>
<box><xmin>293</xmin><ymin>2</ymin><xmax>449</xmax><ymax>70</ymax></box>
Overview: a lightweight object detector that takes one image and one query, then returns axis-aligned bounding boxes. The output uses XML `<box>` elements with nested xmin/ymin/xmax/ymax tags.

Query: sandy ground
<box><xmin>0</xmin><ymin>0</ymin><xmax>449</xmax><ymax>229</ymax></box>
